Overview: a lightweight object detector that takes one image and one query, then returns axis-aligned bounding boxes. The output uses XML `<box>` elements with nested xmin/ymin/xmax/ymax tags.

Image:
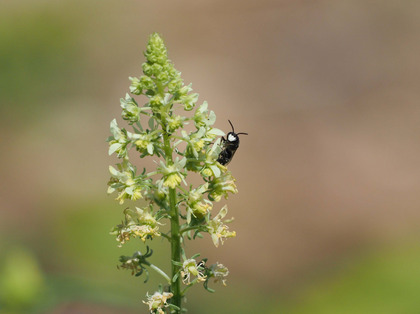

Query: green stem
<box><xmin>163</xmin><ymin>132</ymin><xmax>182</xmax><ymax>312</ymax></box>
<box><xmin>148</xmin><ymin>263</ymin><xmax>171</xmax><ymax>284</ymax></box>
<box><xmin>181</xmin><ymin>282</ymin><xmax>196</xmax><ymax>296</ymax></box>
<box><xmin>180</xmin><ymin>226</ymin><xmax>201</xmax><ymax>235</ymax></box>
<box><xmin>160</xmin><ymin>233</ymin><xmax>171</xmax><ymax>240</ymax></box>
<box><xmin>169</xmin><ymin>187</ymin><xmax>182</xmax><ymax>309</ymax></box>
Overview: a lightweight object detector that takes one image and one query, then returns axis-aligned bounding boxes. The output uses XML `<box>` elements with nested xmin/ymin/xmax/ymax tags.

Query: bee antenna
<box><xmin>228</xmin><ymin>120</ymin><xmax>235</xmax><ymax>133</ymax></box>
<box><xmin>237</xmin><ymin>132</ymin><xmax>248</xmax><ymax>135</ymax></box>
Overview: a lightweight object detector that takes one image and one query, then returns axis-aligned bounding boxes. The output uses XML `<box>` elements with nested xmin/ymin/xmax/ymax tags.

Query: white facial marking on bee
<box><xmin>228</xmin><ymin>134</ymin><xmax>236</xmax><ymax>142</ymax></box>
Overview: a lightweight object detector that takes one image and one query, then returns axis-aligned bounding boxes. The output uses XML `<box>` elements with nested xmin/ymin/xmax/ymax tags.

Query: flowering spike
<box><xmin>107</xmin><ymin>33</ymin><xmax>243</xmax><ymax>313</ymax></box>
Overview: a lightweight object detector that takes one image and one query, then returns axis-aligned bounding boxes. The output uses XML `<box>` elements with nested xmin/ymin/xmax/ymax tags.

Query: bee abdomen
<box><xmin>217</xmin><ymin>149</ymin><xmax>236</xmax><ymax>165</ymax></box>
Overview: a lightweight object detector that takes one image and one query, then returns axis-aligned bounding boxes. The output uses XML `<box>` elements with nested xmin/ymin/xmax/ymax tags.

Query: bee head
<box><xmin>227</xmin><ymin>120</ymin><xmax>248</xmax><ymax>143</ymax></box>
<box><xmin>227</xmin><ymin>132</ymin><xmax>238</xmax><ymax>143</ymax></box>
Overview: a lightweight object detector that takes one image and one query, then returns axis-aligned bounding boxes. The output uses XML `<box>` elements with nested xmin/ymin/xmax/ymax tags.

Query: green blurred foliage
<box><xmin>0</xmin><ymin>247</ymin><xmax>45</xmax><ymax>312</ymax></box>
<box><xmin>275</xmin><ymin>242</ymin><xmax>420</xmax><ymax>314</ymax></box>
<box><xmin>0</xmin><ymin>5</ymin><xmax>84</xmax><ymax>122</ymax></box>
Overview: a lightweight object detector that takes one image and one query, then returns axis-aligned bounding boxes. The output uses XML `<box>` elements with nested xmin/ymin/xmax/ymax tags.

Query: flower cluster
<box><xmin>107</xmin><ymin>163</ymin><xmax>150</xmax><ymax>204</ymax></box>
<box><xmin>180</xmin><ymin>258</ymin><xmax>207</xmax><ymax>285</ymax></box>
<box><xmin>200</xmin><ymin>262</ymin><xmax>230</xmax><ymax>292</ymax></box>
<box><xmin>120</xmin><ymin>93</ymin><xmax>141</xmax><ymax>123</ymax></box>
<box><xmin>110</xmin><ymin>207</ymin><xmax>161</xmax><ymax>246</ymax></box>
<box><xmin>208</xmin><ymin>171</ymin><xmax>238</xmax><ymax>202</ymax></box>
<box><xmin>157</xmin><ymin>157</ymin><xmax>186</xmax><ymax>189</ymax></box>
<box><xmin>107</xmin><ymin>33</ymin><xmax>242</xmax><ymax>313</ymax></box>
<box><xmin>185</xmin><ymin>184</ymin><xmax>212</xmax><ymax>223</ymax></box>
<box><xmin>206</xmin><ymin>206</ymin><xmax>236</xmax><ymax>247</ymax></box>
<box><xmin>108</xmin><ymin>119</ymin><xmax>131</xmax><ymax>159</ymax></box>
<box><xmin>143</xmin><ymin>291</ymin><xmax>173</xmax><ymax>314</ymax></box>
<box><xmin>211</xmin><ymin>263</ymin><xmax>229</xmax><ymax>286</ymax></box>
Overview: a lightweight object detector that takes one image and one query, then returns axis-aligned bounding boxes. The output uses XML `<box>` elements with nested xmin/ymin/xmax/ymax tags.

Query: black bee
<box><xmin>217</xmin><ymin>120</ymin><xmax>248</xmax><ymax>165</ymax></box>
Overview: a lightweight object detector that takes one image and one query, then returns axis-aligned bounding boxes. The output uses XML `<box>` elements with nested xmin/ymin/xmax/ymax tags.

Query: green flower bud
<box><xmin>156</xmin><ymin>71</ymin><xmax>169</xmax><ymax>83</ymax></box>
<box><xmin>120</xmin><ymin>93</ymin><xmax>140</xmax><ymax>123</ymax></box>
<box><xmin>149</xmin><ymin>94</ymin><xmax>163</xmax><ymax>109</ymax></box>
<box><xmin>129</xmin><ymin>77</ymin><xmax>142</xmax><ymax>95</ymax></box>
<box><xmin>193</xmin><ymin>101</ymin><xmax>217</xmax><ymax>128</ymax></box>
<box><xmin>140</xmin><ymin>75</ymin><xmax>155</xmax><ymax>90</ymax></box>
<box><xmin>108</xmin><ymin>119</ymin><xmax>130</xmax><ymax>159</ymax></box>
<box><xmin>151</xmin><ymin>63</ymin><xmax>163</xmax><ymax>77</ymax></box>
<box><xmin>182</xmin><ymin>93</ymin><xmax>198</xmax><ymax>111</ymax></box>
<box><xmin>167</xmin><ymin>115</ymin><xmax>185</xmax><ymax>133</ymax></box>
<box><xmin>142</xmin><ymin>62</ymin><xmax>153</xmax><ymax>76</ymax></box>
<box><xmin>168</xmin><ymin>76</ymin><xmax>183</xmax><ymax>94</ymax></box>
<box><xmin>144</xmin><ymin>33</ymin><xmax>168</xmax><ymax>64</ymax></box>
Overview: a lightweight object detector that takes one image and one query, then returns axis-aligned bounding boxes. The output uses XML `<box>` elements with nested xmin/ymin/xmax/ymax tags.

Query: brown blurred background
<box><xmin>1</xmin><ymin>0</ymin><xmax>420</xmax><ymax>313</ymax></box>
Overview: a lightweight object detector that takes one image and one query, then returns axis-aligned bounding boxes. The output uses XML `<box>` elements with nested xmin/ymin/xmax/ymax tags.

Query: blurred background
<box><xmin>1</xmin><ymin>0</ymin><xmax>420</xmax><ymax>313</ymax></box>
